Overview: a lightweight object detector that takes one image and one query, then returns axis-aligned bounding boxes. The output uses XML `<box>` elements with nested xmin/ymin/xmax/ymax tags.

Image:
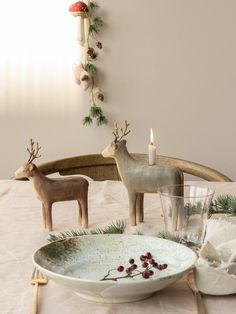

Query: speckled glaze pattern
<box><xmin>33</xmin><ymin>234</ymin><xmax>196</xmax><ymax>303</ymax></box>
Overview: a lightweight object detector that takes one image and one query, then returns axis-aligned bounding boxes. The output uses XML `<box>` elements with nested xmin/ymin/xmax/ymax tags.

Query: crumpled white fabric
<box><xmin>195</xmin><ymin>219</ymin><xmax>236</xmax><ymax>295</ymax></box>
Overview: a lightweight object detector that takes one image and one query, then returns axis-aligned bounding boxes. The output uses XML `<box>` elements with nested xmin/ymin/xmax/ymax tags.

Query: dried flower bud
<box><xmin>98</xmin><ymin>93</ymin><xmax>104</xmax><ymax>102</ymax></box>
<box><xmin>81</xmin><ymin>75</ymin><xmax>90</xmax><ymax>82</ymax></box>
<box><xmin>87</xmin><ymin>47</ymin><xmax>94</xmax><ymax>55</ymax></box>
<box><xmin>87</xmin><ymin>47</ymin><xmax>97</xmax><ymax>59</ymax></box>
<box><xmin>96</xmin><ymin>41</ymin><xmax>102</xmax><ymax>49</ymax></box>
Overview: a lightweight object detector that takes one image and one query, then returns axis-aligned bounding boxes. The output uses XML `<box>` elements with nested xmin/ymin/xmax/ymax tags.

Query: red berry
<box><xmin>146</xmin><ymin>252</ymin><xmax>152</xmax><ymax>259</ymax></box>
<box><xmin>153</xmin><ymin>262</ymin><xmax>158</xmax><ymax>268</ymax></box>
<box><xmin>149</xmin><ymin>259</ymin><xmax>156</xmax><ymax>265</ymax></box>
<box><xmin>126</xmin><ymin>267</ymin><xmax>132</xmax><ymax>274</ymax></box>
<box><xmin>162</xmin><ymin>264</ymin><xmax>168</xmax><ymax>269</ymax></box>
<box><xmin>129</xmin><ymin>258</ymin><xmax>135</xmax><ymax>264</ymax></box>
<box><xmin>117</xmin><ymin>266</ymin><xmax>124</xmax><ymax>272</ymax></box>
<box><xmin>157</xmin><ymin>265</ymin><xmax>163</xmax><ymax>270</ymax></box>
<box><xmin>142</xmin><ymin>271</ymin><xmax>150</xmax><ymax>279</ymax></box>
<box><xmin>140</xmin><ymin>255</ymin><xmax>146</xmax><ymax>261</ymax></box>
<box><xmin>130</xmin><ymin>264</ymin><xmax>137</xmax><ymax>270</ymax></box>
<box><xmin>148</xmin><ymin>270</ymin><xmax>154</xmax><ymax>276</ymax></box>
<box><xmin>142</xmin><ymin>262</ymin><xmax>148</xmax><ymax>268</ymax></box>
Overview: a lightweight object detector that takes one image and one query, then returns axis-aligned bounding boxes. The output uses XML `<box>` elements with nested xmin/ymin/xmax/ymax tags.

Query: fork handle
<box><xmin>30</xmin><ymin>283</ymin><xmax>39</xmax><ymax>314</ymax></box>
<box><xmin>195</xmin><ymin>291</ymin><xmax>206</xmax><ymax>314</ymax></box>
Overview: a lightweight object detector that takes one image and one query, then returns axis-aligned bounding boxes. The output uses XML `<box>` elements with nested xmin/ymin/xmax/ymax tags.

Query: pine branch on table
<box><xmin>208</xmin><ymin>194</ymin><xmax>236</xmax><ymax>218</ymax></box>
<box><xmin>48</xmin><ymin>220</ymin><xmax>126</xmax><ymax>242</ymax></box>
<box><xmin>156</xmin><ymin>231</ymin><xmax>182</xmax><ymax>243</ymax></box>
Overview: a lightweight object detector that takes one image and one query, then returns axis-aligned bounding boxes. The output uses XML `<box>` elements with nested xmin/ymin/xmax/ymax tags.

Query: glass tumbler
<box><xmin>159</xmin><ymin>185</ymin><xmax>214</xmax><ymax>247</ymax></box>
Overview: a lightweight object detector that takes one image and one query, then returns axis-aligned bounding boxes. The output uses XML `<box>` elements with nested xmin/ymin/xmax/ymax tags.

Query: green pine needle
<box><xmin>97</xmin><ymin>115</ymin><xmax>108</xmax><ymax>126</ymax></box>
<box><xmin>89</xmin><ymin>24</ymin><xmax>98</xmax><ymax>35</ymax></box>
<box><xmin>228</xmin><ymin>196</ymin><xmax>236</xmax><ymax>215</ymax></box>
<box><xmin>93</xmin><ymin>17</ymin><xmax>103</xmax><ymax>28</ymax></box>
<box><xmin>156</xmin><ymin>230</ymin><xmax>182</xmax><ymax>243</ymax></box>
<box><xmin>215</xmin><ymin>195</ymin><xmax>231</xmax><ymax>210</ymax></box>
<box><xmin>90</xmin><ymin>105</ymin><xmax>102</xmax><ymax>118</ymax></box>
<box><xmin>89</xmin><ymin>18</ymin><xmax>103</xmax><ymax>35</ymax></box>
<box><xmin>83</xmin><ymin>109</ymin><xmax>108</xmax><ymax>127</ymax></box>
<box><xmin>208</xmin><ymin>194</ymin><xmax>236</xmax><ymax>218</ymax></box>
<box><xmin>48</xmin><ymin>220</ymin><xmax>126</xmax><ymax>243</ymax></box>
<box><xmin>83</xmin><ymin>116</ymin><xmax>93</xmax><ymax>126</ymax></box>
<box><xmin>88</xmin><ymin>1</ymin><xmax>99</xmax><ymax>11</ymax></box>
<box><xmin>99</xmin><ymin>220</ymin><xmax>126</xmax><ymax>234</ymax></box>
<box><xmin>85</xmin><ymin>63</ymin><xmax>97</xmax><ymax>76</ymax></box>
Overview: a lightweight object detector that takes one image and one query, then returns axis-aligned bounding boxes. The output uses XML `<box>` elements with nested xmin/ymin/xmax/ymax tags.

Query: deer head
<box><xmin>102</xmin><ymin>120</ymin><xmax>131</xmax><ymax>158</ymax></box>
<box><xmin>14</xmin><ymin>139</ymin><xmax>42</xmax><ymax>179</ymax></box>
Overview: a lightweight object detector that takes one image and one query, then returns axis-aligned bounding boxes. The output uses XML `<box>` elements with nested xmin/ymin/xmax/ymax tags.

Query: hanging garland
<box><xmin>69</xmin><ymin>1</ymin><xmax>108</xmax><ymax>126</ymax></box>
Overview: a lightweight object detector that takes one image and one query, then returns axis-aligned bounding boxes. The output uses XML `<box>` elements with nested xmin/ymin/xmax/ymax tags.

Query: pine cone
<box><xmin>98</xmin><ymin>93</ymin><xmax>104</xmax><ymax>102</ymax></box>
<box><xmin>87</xmin><ymin>47</ymin><xmax>94</xmax><ymax>55</ymax></box>
<box><xmin>96</xmin><ymin>41</ymin><xmax>102</xmax><ymax>49</ymax></box>
<box><xmin>81</xmin><ymin>75</ymin><xmax>90</xmax><ymax>82</ymax></box>
<box><xmin>87</xmin><ymin>47</ymin><xmax>97</xmax><ymax>59</ymax></box>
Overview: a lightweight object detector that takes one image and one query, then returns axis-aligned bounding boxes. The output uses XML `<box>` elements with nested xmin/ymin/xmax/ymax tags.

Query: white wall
<box><xmin>0</xmin><ymin>0</ymin><xmax>235</xmax><ymax>180</ymax></box>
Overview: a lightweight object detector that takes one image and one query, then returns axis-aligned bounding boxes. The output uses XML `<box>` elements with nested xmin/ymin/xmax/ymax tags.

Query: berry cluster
<box><xmin>100</xmin><ymin>252</ymin><xmax>168</xmax><ymax>281</ymax></box>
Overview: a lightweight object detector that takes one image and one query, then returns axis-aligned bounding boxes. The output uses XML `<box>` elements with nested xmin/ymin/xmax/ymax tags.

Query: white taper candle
<box><xmin>148</xmin><ymin>128</ymin><xmax>156</xmax><ymax>165</ymax></box>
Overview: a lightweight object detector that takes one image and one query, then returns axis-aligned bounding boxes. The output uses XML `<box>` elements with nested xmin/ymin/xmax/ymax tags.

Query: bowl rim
<box><xmin>32</xmin><ymin>234</ymin><xmax>197</xmax><ymax>285</ymax></box>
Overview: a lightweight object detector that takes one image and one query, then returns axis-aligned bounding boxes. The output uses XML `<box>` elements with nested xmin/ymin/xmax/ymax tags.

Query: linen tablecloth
<box><xmin>0</xmin><ymin>179</ymin><xmax>236</xmax><ymax>314</ymax></box>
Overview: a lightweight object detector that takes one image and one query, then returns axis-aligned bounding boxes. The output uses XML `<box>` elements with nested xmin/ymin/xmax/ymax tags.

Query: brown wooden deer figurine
<box><xmin>102</xmin><ymin>121</ymin><xmax>184</xmax><ymax>226</ymax></box>
<box><xmin>14</xmin><ymin>139</ymin><xmax>89</xmax><ymax>231</ymax></box>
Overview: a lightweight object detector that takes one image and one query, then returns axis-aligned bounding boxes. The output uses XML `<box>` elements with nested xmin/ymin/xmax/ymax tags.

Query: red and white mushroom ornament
<box><xmin>69</xmin><ymin>1</ymin><xmax>89</xmax><ymax>46</ymax></box>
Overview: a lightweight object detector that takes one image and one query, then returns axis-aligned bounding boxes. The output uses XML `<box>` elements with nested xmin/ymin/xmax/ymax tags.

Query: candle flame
<box><xmin>150</xmin><ymin>128</ymin><xmax>154</xmax><ymax>145</ymax></box>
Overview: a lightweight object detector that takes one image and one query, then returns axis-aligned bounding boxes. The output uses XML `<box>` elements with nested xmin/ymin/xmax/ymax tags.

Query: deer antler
<box><xmin>27</xmin><ymin>139</ymin><xmax>42</xmax><ymax>164</ymax></box>
<box><xmin>112</xmin><ymin>122</ymin><xmax>120</xmax><ymax>143</ymax></box>
<box><xmin>112</xmin><ymin>120</ymin><xmax>131</xmax><ymax>143</ymax></box>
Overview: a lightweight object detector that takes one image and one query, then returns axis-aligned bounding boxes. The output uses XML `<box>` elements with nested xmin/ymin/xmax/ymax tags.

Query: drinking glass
<box><xmin>159</xmin><ymin>185</ymin><xmax>214</xmax><ymax>247</ymax></box>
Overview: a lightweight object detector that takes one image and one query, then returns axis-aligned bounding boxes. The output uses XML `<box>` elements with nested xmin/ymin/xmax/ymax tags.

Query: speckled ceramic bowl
<box><xmin>33</xmin><ymin>234</ymin><xmax>196</xmax><ymax>303</ymax></box>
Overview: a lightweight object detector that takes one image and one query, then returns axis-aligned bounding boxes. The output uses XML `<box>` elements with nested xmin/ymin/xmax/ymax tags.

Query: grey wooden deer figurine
<box><xmin>14</xmin><ymin>139</ymin><xmax>89</xmax><ymax>231</ymax></box>
<box><xmin>102</xmin><ymin>121</ymin><xmax>184</xmax><ymax>226</ymax></box>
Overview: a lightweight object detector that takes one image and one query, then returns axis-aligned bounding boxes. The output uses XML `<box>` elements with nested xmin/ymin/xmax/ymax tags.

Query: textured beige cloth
<box><xmin>0</xmin><ymin>180</ymin><xmax>236</xmax><ymax>314</ymax></box>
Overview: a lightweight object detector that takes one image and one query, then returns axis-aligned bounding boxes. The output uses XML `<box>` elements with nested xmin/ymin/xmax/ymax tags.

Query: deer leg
<box><xmin>78</xmin><ymin>198</ymin><xmax>88</xmax><ymax>229</ymax></box>
<box><xmin>136</xmin><ymin>193</ymin><xmax>144</xmax><ymax>223</ymax></box>
<box><xmin>45</xmin><ymin>203</ymin><xmax>53</xmax><ymax>232</ymax></box>
<box><xmin>128</xmin><ymin>191</ymin><xmax>137</xmax><ymax>226</ymax></box>
<box><xmin>42</xmin><ymin>203</ymin><xmax>46</xmax><ymax>228</ymax></box>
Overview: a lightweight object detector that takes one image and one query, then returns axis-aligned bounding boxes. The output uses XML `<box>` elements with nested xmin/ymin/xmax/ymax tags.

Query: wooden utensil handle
<box><xmin>30</xmin><ymin>283</ymin><xmax>39</xmax><ymax>314</ymax></box>
<box><xmin>196</xmin><ymin>291</ymin><xmax>206</xmax><ymax>314</ymax></box>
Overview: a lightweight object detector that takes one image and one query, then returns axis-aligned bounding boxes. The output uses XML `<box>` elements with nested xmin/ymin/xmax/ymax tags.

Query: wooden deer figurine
<box><xmin>14</xmin><ymin>139</ymin><xmax>89</xmax><ymax>231</ymax></box>
<box><xmin>102</xmin><ymin>121</ymin><xmax>184</xmax><ymax>226</ymax></box>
